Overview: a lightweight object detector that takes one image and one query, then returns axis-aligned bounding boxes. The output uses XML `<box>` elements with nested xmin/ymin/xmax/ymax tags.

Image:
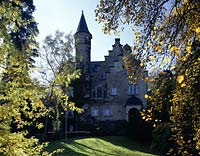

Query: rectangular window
<box><xmin>127</xmin><ymin>85</ymin><xmax>132</xmax><ymax>95</ymax></box>
<box><xmin>103</xmin><ymin>107</ymin><xmax>112</xmax><ymax>117</ymax></box>
<box><xmin>103</xmin><ymin>89</ymin><xmax>107</xmax><ymax>98</ymax></box>
<box><xmin>91</xmin><ymin>108</ymin><xmax>99</xmax><ymax>117</ymax></box>
<box><xmin>111</xmin><ymin>87</ymin><xmax>117</xmax><ymax>95</ymax></box>
<box><xmin>99</xmin><ymin>73</ymin><xmax>106</xmax><ymax>80</ymax></box>
<box><xmin>92</xmin><ymin>90</ymin><xmax>96</xmax><ymax>98</ymax></box>
<box><xmin>114</xmin><ymin>62</ymin><xmax>123</xmax><ymax>72</ymax></box>
<box><xmin>92</xmin><ymin>64</ymin><xmax>98</xmax><ymax>72</ymax></box>
<box><xmin>97</xmin><ymin>87</ymin><xmax>103</xmax><ymax>98</ymax></box>
<box><xmin>133</xmin><ymin>84</ymin><xmax>139</xmax><ymax>95</ymax></box>
<box><xmin>128</xmin><ymin>84</ymin><xmax>139</xmax><ymax>95</ymax></box>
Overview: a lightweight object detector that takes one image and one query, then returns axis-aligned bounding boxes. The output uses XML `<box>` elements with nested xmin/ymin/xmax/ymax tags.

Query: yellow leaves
<box><xmin>155</xmin><ymin>45</ymin><xmax>162</xmax><ymax>52</ymax></box>
<box><xmin>145</xmin><ymin>77</ymin><xmax>149</xmax><ymax>82</ymax></box>
<box><xmin>195</xmin><ymin>27</ymin><xmax>200</xmax><ymax>33</ymax></box>
<box><xmin>177</xmin><ymin>75</ymin><xmax>184</xmax><ymax>84</ymax></box>
<box><xmin>170</xmin><ymin>46</ymin><xmax>181</xmax><ymax>56</ymax></box>
<box><xmin>181</xmin><ymin>83</ymin><xmax>186</xmax><ymax>87</ymax></box>
<box><xmin>147</xmin><ymin>41</ymin><xmax>153</xmax><ymax>47</ymax></box>
<box><xmin>186</xmin><ymin>46</ymin><xmax>192</xmax><ymax>54</ymax></box>
<box><xmin>140</xmin><ymin>62</ymin><xmax>144</xmax><ymax>67</ymax></box>
<box><xmin>170</xmin><ymin>46</ymin><xmax>177</xmax><ymax>51</ymax></box>
<box><xmin>165</xmin><ymin>56</ymin><xmax>170</xmax><ymax>63</ymax></box>
<box><xmin>181</xmin><ymin>56</ymin><xmax>187</xmax><ymax>61</ymax></box>
<box><xmin>36</xmin><ymin>123</ymin><xmax>44</xmax><ymax>129</ymax></box>
<box><xmin>145</xmin><ymin>118</ymin><xmax>152</xmax><ymax>121</ymax></box>
<box><xmin>13</xmin><ymin>0</ymin><xmax>20</xmax><ymax>5</ymax></box>
<box><xmin>135</xmin><ymin>32</ymin><xmax>141</xmax><ymax>36</ymax></box>
<box><xmin>150</xmin><ymin>55</ymin><xmax>155</xmax><ymax>61</ymax></box>
<box><xmin>145</xmin><ymin>94</ymin><xmax>149</xmax><ymax>99</ymax></box>
<box><xmin>171</xmin><ymin>65</ymin><xmax>176</xmax><ymax>70</ymax></box>
<box><xmin>147</xmin><ymin>109</ymin><xmax>152</xmax><ymax>113</ymax></box>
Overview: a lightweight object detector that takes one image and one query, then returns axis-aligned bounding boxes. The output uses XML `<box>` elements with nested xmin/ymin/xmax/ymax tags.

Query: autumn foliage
<box><xmin>96</xmin><ymin>0</ymin><xmax>200</xmax><ymax>155</ymax></box>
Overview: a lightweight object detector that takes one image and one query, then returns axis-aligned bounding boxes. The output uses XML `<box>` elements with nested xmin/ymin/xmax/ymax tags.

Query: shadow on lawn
<box><xmin>46</xmin><ymin>136</ymin><xmax>158</xmax><ymax>156</ymax></box>
<box><xmin>47</xmin><ymin>139</ymin><xmax>116</xmax><ymax>156</ymax></box>
<box><xmin>68</xmin><ymin>141</ymin><xmax>117</xmax><ymax>156</ymax></box>
<box><xmin>99</xmin><ymin>136</ymin><xmax>155</xmax><ymax>155</ymax></box>
<box><xmin>46</xmin><ymin>140</ymin><xmax>87</xmax><ymax>156</ymax></box>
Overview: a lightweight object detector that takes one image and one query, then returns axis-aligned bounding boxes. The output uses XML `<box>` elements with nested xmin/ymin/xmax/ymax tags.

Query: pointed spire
<box><xmin>76</xmin><ymin>11</ymin><xmax>90</xmax><ymax>34</ymax></box>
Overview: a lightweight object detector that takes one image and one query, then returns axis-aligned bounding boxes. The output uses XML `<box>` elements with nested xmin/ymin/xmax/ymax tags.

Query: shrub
<box><xmin>151</xmin><ymin>122</ymin><xmax>171</xmax><ymax>154</ymax></box>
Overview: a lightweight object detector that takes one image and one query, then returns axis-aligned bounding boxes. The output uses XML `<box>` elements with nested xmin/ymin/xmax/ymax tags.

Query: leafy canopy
<box><xmin>0</xmin><ymin>0</ymin><xmax>57</xmax><ymax>155</ymax></box>
<box><xmin>96</xmin><ymin>0</ymin><xmax>200</xmax><ymax>70</ymax></box>
<box><xmin>96</xmin><ymin>0</ymin><xmax>200</xmax><ymax>155</ymax></box>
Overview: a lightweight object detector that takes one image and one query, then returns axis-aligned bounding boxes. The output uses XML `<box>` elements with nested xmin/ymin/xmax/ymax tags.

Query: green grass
<box><xmin>46</xmin><ymin>136</ymin><xmax>159</xmax><ymax>156</ymax></box>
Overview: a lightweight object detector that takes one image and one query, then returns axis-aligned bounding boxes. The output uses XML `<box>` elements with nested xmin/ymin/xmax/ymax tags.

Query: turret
<box><xmin>74</xmin><ymin>11</ymin><xmax>92</xmax><ymax>99</ymax></box>
<box><xmin>74</xmin><ymin>11</ymin><xmax>92</xmax><ymax>75</ymax></box>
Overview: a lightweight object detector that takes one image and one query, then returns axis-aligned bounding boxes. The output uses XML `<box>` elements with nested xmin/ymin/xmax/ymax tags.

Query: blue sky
<box><xmin>33</xmin><ymin>0</ymin><xmax>133</xmax><ymax>61</ymax></box>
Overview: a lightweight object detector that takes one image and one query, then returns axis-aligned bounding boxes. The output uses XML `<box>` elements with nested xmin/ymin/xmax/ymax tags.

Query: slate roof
<box><xmin>76</xmin><ymin>11</ymin><xmax>90</xmax><ymax>34</ymax></box>
<box><xmin>123</xmin><ymin>44</ymin><xmax>131</xmax><ymax>51</ymax></box>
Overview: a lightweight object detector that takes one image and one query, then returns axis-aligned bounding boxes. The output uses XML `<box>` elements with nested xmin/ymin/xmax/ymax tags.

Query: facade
<box><xmin>74</xmin><ymin>12</ymin><xmax>147</xmax><ymax>121</ymax></box>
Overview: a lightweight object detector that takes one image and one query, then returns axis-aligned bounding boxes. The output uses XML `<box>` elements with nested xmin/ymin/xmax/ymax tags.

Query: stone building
<box><xmin>74</xmin><ymin>12</ymin><xmax>147</xmax><ymax>122</ymax></box>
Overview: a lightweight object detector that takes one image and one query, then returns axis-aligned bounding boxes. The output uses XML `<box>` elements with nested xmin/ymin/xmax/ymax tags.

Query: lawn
<box><xmin>46</xmin><ymin>136</ymin><xmax>159</xmax><ymax>156</ymax></box>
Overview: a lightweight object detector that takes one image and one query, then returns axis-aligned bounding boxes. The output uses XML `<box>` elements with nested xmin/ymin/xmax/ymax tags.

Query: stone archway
<box><xmin>125</xmin><ymin>95</ymin><xmax>143</xmax><ymax>121</ymax></box>
<box><xmin>128</xmin><ymin>108</ymin><xmax>141</xmax><ymax>125</ymax></box>
<box><xmin>125</xmin><ymin>105</ymin><xmax>142</xmax><ymax>121</ymax></box>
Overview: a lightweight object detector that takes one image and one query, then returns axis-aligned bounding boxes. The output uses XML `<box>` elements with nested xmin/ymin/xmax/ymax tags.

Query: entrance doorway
<box><xmin>128</xmin><ymin>108</ymin><xmax>141</xmax><ymax>125</ymax></box>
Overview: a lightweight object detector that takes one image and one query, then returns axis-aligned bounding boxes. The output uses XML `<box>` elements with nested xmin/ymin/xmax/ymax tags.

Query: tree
<box><xmin>96</xmin><ymin>0</ymin><xmax>200</xmax><ymax>70</ymax></box>
<box><xmin>169</xmin><ymin>43</ymin><xmax>200</xmax><ymax>155</ymax></box>
<box><xmin>96</xmin><ymin>0</ymin><xmax>200</xmax><ymax>155</ymax></box>
<box><xmin>0</xmin><ymin>1</ymin><xmax>59</xmax><ymax>155</ymax></box>
<box><xmin>39</xmin><ymin>30</ymin><xmax>81</xmax><ymax>137</ymax></box>
<box><xmin>141</xmin><ymin>70</ymin><xmax>175</xmax><ymax>154</ymax></box>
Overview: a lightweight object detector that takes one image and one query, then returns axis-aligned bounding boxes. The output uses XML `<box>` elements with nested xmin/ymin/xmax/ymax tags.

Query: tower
<box><xmin>74</xmin><ymin>11</ymin><xmax>92</xmax><ymax>75</ymax></box>
<box><xmin>74</xmin><ymin>11</ymin><xmax>92</xmax><ymax>99</ymax></box>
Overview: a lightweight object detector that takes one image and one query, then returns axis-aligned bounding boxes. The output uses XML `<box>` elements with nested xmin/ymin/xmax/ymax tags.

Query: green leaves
<box><xmin>0</xmin><ymin>1</ymin><xmax>52</xmax><ymax>155</ymax></box>
<box><xmin>39</xmin><ymin>31</ymin><xmax>82</xmax><ymax>133</ymax></box>
<box><xmin>96</xmin><ymin>0</ymin><xmax>200</xmax><ymax>155</ymax></box>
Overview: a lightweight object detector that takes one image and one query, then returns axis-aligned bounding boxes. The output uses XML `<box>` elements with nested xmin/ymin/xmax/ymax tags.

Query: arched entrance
<box><xmin>125</xmin><ymin>95</ymin><xmax>143</xmax><ymax>121</ymax></box>
<box><xmin>128</xmin><ymin>108</ymin><xmax>141</xmax><ymax>125</ymax></box>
